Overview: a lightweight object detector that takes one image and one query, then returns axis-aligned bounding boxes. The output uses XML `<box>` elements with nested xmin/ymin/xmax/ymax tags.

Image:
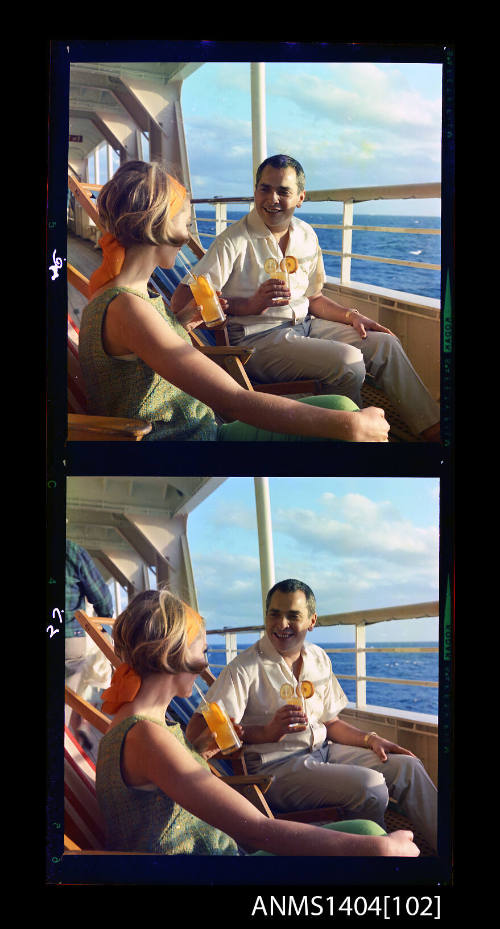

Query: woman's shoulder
<box><xmin>108</xmin><ymin>712</ymin><xmax>170</xmax><ymax>731</ymax></box>
<box><xmin>104</xmin><ymin>714</ymin><xmax>181</xmax><ymax>756</ymax></box>
<box><xmin>83</xmin><ymin>285</ymin><xmax>162</xmax><ymax>316</ymax></box>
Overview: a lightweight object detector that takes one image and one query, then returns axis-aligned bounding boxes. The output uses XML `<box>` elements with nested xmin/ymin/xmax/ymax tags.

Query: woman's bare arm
<box><xmin>103</xmin><ymin>293</ymin><xmax>389</xmax><ymax>442</ymax></box>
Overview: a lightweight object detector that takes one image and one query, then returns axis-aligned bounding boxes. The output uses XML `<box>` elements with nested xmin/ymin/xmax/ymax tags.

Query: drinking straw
<box><xmin>176</xmin><ymin>249</ymin><xmax>197</xmax><ymax>283</ymax></box>
<box><xmin>193</xmin><ymin>680</ymin><xmax>209</xmax><ymax>707</ymax></box>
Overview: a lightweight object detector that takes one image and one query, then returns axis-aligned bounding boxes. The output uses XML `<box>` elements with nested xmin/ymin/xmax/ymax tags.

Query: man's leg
<box><xmin>308</xmin><ymin>318</ymin><xmax>440</xmax><ymax>436</ymax></box>
<box><xmin>328</xmin><ymin>743</ymin><xmax>438</xmax><ymax>851</ymax></box>
<box><xmin>261</xmin><ymin>748</ymin><xmax>390</xmax><ymax>830</ymax></box>
<box><xmin>234</xmin><ymin>323</ymin><xmax>367</xmax><ymax>403</ymax></box>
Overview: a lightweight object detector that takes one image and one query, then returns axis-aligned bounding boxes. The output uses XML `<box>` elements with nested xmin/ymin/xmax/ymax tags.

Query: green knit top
<box><xmin>95</xmin><ymin>715</ymin><xmax>239</xmax><ymax>855</ymax></box>
<box><xmin>79</xmin><ymin>286</ymin><xmax>219</xmax><ymax>441</ymax></box>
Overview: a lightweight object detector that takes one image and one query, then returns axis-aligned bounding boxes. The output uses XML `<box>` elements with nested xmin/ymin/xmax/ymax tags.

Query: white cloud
<box><xmin>272</xmin><ymin>493</ymin><xmax>439</xmax><ymax>577</ymax></box>
<box><xmin>271</xmin><ymin>65</ymin><xmax>441</xmax><ymax>137</ymax></box>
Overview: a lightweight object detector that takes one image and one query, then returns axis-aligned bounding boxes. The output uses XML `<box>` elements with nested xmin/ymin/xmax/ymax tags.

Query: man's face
<box><xmin>254</xmin><ymin>165</ymin><xmax>305</xmax><ymax>233</ymax></box>
<box><xmin>265</xmin><ymin>588</ymin><xmax>316</xmax><ymax>660</ymax></box>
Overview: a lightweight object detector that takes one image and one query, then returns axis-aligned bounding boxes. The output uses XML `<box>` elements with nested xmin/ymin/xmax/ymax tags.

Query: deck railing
<box><xmin>68</xmin><ymin>176</ymin><xmax>441</xmax><ymax>292</ymax></box>
<box><xmin>204</xmin><ymin>606</ymin><xmax>439</xmax><ymax>712</ymax></box>
<box><xmin>190</xmin><ymin>181</ymin><xmax>441</xmax><ymax>288</ymax></box>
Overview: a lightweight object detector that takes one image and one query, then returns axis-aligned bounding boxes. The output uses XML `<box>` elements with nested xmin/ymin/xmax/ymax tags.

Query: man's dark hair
<box><xmin>265</xmin><ymin>578</ymin><xmax>316</xmax><ymax>617</ymax></box>
<box><xmin>255</xmin><ymin>155</ymin><xmax>306</xmax><ymax>193</ymax></box>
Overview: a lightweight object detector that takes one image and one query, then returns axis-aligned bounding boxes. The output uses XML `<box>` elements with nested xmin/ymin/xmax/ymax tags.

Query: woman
<box><xmin>78</xmin><ymin>161</ymin><xmax>389</xmax><ymax>442</ymax></box>
<box><xmin>95</xmin><ymin>589</ymin><xmax>419</xmax><ymax>856</ymax></box>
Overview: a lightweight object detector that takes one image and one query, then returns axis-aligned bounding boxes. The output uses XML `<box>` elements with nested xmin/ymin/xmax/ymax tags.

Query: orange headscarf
<box><xmin>101</xmin><ymin>663</ymin><xmax>142</xmax><ymax>715</ymax></box>
<box><xmin>88</xmin><ymin>174</ymin><xmax>187</xmax><ymax>297</ymax></box>
<box><xmin>101</xmin><ymin>600</ymin><xmax>204</xmax><ymax>715</ymax></box>
<box><xmin>166</xmin><ymin>175</ymin><xmax>187</xmax><ymax>222</ymax></box>
<box><xmin>184</xmin><ymin>603</ymin><xmax>204</xmax><ymax>645</ymax></box>
<box><xmin>88</xmin><ymin>233</ymin><xmax>126</xmax><ymax>297</ymax></box>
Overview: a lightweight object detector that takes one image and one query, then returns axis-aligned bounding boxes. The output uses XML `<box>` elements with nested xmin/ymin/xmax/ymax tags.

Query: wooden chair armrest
<box><xmin>67</xmin><ymin>263</ymin><xmax>91</xmax><ymax>299</ymax></box>
<box><xmin>187</xmin><ymin>233</ymin><xmax>205</xmax><ymax>260</ymax></box>
<box><xmin>65</xmin><ymin>685</ymin><xmax>110</xmax><ymax>734</ymax></box>
<box><xmin>68</xmin><ymin>174</ymin><xmax>104</xmax><ymax>230</ymax></box>
<box><xmin>217</xmin><ymin>774</ymin><xmax>274</xmax><ymax>795</ymax></box>
<box><xmin>68</xmin><ymin>413</ymin><xmax>152</xmax><ymax>442</ymax></box>
<box><xmin>74</xmin><ymin>611</ymin><xmax>119</xmax><ymax>667</ymax></box>
<box><xmin>191</xmin><ymin>343</ymin><xmax>255</xmax><ymax>365</ymax></box>
<box><xmin>252</xmin><ymin>379</ymin><xmax>321</xmax><ymax>395</ymax></box>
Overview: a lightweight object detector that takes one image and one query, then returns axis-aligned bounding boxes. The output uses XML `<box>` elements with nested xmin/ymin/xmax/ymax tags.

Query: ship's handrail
<box><xmin>203</xmin><ymin>607</ymin><xmax>439</xmax><ymax>710</ymax></box>
<box><xmin>189</xmin><ymin>181</ymin><xmax>441</xmax><ymax>287</ymax></box>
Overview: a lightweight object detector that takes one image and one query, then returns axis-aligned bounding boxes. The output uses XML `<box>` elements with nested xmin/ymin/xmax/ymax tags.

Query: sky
<box><xmin>180</xmin><ymin>60</ymin><xmax>443</xmax><ymax>216</ymax></box>
<box><xmin>187</xmin><ymin>477</ymin><xmax>440</xmax><ymax>645</ymax></box>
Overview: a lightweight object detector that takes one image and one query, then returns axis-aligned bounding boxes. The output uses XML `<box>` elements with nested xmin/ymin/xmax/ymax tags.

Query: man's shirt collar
<box><xmin>247</xmin><ymin>207</ymin><xmax>299</xmax><ymax>239</ymax></box>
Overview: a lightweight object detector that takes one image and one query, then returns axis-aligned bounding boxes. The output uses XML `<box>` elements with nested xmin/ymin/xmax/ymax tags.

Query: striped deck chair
<box><xmin>64</xmin><ymin>725</ymin><xmax>106</xmax><ymax>851</ymax></box>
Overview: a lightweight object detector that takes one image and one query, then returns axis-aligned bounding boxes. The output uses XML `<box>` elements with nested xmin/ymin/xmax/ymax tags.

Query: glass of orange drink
<box><xmin>264</xmin><ymin>255</ymin><xmax>298</xmax><ymax>290</ymax></box>
<box><xmin>200</xmin><ymin>700</ymin><xmax>242</xmax><ymax>755</ymax></box>
<box><xmin>188</xmin><ymin>274</ymin><xmax>226</xmax><ymax>328</ymax></box>
<box><xmin>279</xmin><ymin>680</ymin><xmax>314</xmax><ymax>728</ymax></box>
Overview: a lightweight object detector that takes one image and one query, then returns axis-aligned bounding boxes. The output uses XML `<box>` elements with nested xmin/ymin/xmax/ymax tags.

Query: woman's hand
<box><xmin>380</xmin><ymin>830</ymin><xmax>420</xmax><ymax>857</ymax></box>
<box><xmin>175</xmin><ymin>293</ymin><xmax>229</xmax><ymax>331</ymax></box>
<box><xmin>350</xmin><ymin>407</ymin><xmax>390</xmax><ymax>442</ymax></box>
<box><xmin>191</xmin><ymin>718</ymin><xmax>244</xmax><ymax>760</ymax></box>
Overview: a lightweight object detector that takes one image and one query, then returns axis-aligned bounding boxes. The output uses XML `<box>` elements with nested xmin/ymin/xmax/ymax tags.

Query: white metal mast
<box><xmin>251</xmin><ymin>63</ymin><xmax>267</xmax><ymax>186</ymax></box>
<box><xmin>254</xmin><ymin>477</ymin><xmax>275</xmax><ymax>622</ymax></box>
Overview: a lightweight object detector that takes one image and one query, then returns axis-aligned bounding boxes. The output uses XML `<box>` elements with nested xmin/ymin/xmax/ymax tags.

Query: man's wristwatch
<box><xmin>364</xmin><ymin>731</ymin><xmax>378</xmax><ymax>748</ymax></box>
<box><xmin>345</xmin><ymin>308</ymin><xmax>360</xmax><ymax>323</ymax></box>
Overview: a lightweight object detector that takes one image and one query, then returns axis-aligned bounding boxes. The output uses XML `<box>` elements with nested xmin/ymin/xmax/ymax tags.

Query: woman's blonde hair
<box><xmin>96</xmin><ymin>160</ymin><xmax>188</xmax><ymax>248</ymax></box>
<box><xmin>112</xmin><ymin>588</ymin><xmax>205</xmax><ymax>677</ymax></box>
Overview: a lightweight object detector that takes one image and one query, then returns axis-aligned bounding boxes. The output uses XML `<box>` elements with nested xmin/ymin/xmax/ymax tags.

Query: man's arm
<box><xmin>243</xmin><ymin>703</ymin><xmax>308</xmax><ymax>743</ymax></box>
<box><xmin>79</xmin><ymin>549</ymin><xmax>113</xmax><ymax>618</ymax></box>
<box><xmin>325</xmin><ymin>717</ymin><xmax>415</xmax><ymax>763</ymax></box>
<box><xmin>308</xmin><ymin>293</ymin><xmax>395</xmax><ymax>339</ymax></box>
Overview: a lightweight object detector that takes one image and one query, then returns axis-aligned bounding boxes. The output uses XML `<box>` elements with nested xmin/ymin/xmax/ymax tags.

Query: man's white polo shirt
<box><xmin>181</xmin><ymin>208</ymin><xmax>326</xmax><ymax>338</ymax></box>
<box><xmin>198</xmin><ymin>634</ymin><xmax>348</xmax><ymax>767</ymax></box>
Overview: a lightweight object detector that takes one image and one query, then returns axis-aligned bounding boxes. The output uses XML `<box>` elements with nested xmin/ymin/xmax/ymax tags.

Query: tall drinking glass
<box><xmin>188</xmin><ymin>274</ymin><xmax>226</xmax><ymax>328</ymax></box>
<box><xmin>264</xmin><ymin>255</ymin><xmax>298</xmax><ymax>290</ymax></box>
<box><xmin>279</xmin><ymin>681</ymin><xmax>314</xmax><ymax>729</ymax></box>
<box><xmin>176</xmin><ymin>251</ymin><xmax>226</xmax><ymax>327</ymax></box>
<box><xmin>194</xmin><ymin>683</ymin><xmax>242</xmax><ymax>755</ymax></box>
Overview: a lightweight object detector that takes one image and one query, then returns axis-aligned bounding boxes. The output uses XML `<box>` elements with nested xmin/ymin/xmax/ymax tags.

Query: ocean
<box><xmin>192</xmin><ymin>210</ymin><xmax>441</xmax><ymax>301</ymax></box>
<box><xmin>206</xmin><ymin>641</ymin><xmax>439</xmax><ymax>717</ymax></box>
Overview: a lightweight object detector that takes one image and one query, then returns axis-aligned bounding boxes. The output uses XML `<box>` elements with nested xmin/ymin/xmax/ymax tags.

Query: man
<box><xmin>65</xmin><ymin>539</ymin><xmax>114</xmax><ymax>753</ymax></box>
<box><xmin>186</xmin><ymin>578</ymin><xmax>438</xmax><ymax>852</ymax></box>
<box><xmin>171</xmin><ymin>154</ymin><xmax>440</xmax><ymax>441</ymax></box>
